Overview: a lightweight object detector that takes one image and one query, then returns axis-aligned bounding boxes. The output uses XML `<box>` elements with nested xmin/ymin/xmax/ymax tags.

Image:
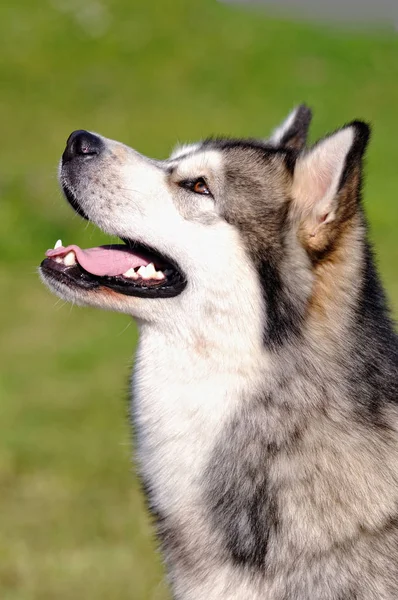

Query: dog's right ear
<box><xmin>268</xmin><ymin>104</ymin><xmax>312</xmax><ymax>151</ymax></box>
<box><xmin>291</xmin><ymin>121</ymin><xmax>370</xmax><ymax>255</ymax></box>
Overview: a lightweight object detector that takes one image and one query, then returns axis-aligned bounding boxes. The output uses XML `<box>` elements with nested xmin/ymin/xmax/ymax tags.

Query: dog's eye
<box><xmin>192</xmin><ymin>178</ymin><xmax>210</xmax><ymax>195</ymax></box>
<box><xmin>180</xmin><ymin>178</ymin><xmax>211</xmax><ymax>196</ymax></box>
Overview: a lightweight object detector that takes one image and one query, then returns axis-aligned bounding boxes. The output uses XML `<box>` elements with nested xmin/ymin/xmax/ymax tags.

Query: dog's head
<box><xmin>40</xmin><ymin>106</ymin><xmax>369</xmax><ymax>345</ymax></box>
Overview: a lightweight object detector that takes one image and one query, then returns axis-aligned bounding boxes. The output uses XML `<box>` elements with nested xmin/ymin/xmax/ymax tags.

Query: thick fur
<box><xmin>40</xmin><ymin>106</ymin><xmax>398</xmax><ymax>599</ymax></box>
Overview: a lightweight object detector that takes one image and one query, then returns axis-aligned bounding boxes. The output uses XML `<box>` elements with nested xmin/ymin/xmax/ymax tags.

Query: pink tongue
<box><xmin>46</xmin><ymin>244</ymin><xmax>151</xmax><ymax>276</ymax></box>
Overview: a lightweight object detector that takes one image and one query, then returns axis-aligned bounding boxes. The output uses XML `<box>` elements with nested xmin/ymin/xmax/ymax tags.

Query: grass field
<box><xmin>1</xmin><ymin>1</ymin><xmax>398</xmax><ymax>598</ymax></box>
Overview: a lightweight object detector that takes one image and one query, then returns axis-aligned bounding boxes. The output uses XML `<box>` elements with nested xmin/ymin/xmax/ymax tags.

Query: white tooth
<box><xmin>137</xmin><ymin>263</ymin><xmax>156</xmax><ymax>280</ymax></box>
<box><xmin>63</xmin><ymin>251</ymin><xmax>76</xmax><ymax>266</ymax></box>
<box><xmin>55</xmin><ymin>257</ymin><xmax>63</xmax><ymax>264</ymax></box>
<box><xmin>145</xmin><ymin>263</ymin><xmax>156</xmax><ymax>277</ymax></box>
<box><xmin>54</xmin><ymin>239</ymin><xmax>63</xmax><ymax>249</ymax></box>
<box><xmin>123</xmin><ymin>268</ymin><xmax>138</xmax><ymax>279</ymax></box>
<box><xmin>137</xmin><ymin>265</ymin><xmax>148</xmax><ymax>278</ymax></box>
<box><xmin>136</xmin><ymin>264</ymin><xmax>164</xmax><ymax>281</ymax></box>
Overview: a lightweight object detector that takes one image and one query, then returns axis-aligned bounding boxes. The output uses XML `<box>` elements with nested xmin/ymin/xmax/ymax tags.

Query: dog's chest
<box><xmin>130</xmin><ymin>330</ymin><xmax>251</xmax><ymax>515</ymax></box>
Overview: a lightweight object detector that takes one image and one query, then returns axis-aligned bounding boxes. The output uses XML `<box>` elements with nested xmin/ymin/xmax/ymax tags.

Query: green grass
<box><xmin>1</xmin><ymin>0</ymin><xmax>398</xmax><ymax>597</ymax></box>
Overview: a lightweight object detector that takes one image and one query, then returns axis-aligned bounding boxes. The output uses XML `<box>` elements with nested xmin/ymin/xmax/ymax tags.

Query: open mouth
<box><xmin>40</xmin><ymin>238</ymin><xmax>186</xmax><ymax>298</ymax></box>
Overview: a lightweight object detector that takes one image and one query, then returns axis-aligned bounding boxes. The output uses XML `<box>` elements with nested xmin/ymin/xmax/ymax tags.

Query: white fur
<box><xmin>169</xmin><ymin>142</ymin><xmax>201</xmax><ymax>160</ymax></box>
<box><xmin>170</xmin><ymin>148</ymin><xmax>223</xmax><ymax>182</ymax></box>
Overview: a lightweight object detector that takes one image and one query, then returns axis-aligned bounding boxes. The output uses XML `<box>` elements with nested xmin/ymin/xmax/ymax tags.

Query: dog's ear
<box><xmin>291</xmin><ymin>121</ymin><xmax>370</xmax><ymax>254</ymax></box>
<box><xmin>268</xmin><ymin>105</ymin><xmax>312</xmax><ymax>151</ymax></box>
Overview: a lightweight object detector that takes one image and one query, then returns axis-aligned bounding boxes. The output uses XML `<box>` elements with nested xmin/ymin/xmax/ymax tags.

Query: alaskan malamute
<box><xmin>41</xmin><ymin>106</ymin><xmax>398</xmax><ymax>599</ymax></box>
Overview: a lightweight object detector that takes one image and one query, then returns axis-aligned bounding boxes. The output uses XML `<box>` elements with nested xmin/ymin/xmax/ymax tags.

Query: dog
<box><xmin>40</xmin><ymin>106</ymin><xmax>398</xmax><ymax>599</ymax></box>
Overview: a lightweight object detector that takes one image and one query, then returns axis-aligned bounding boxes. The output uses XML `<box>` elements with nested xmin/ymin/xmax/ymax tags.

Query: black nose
<box><xmin>62</xmin><ymin>130</ymin><xmax>103</xmax><ymax>163</ymax></box>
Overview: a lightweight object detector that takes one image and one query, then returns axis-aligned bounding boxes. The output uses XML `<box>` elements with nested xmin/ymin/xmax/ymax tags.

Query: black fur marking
<box><xmin>62</xmin><ymin>183</ymin><xmax>90</xmax><ymax>220</ymax></box>
<box><xmin>166</xmin><ymin>164</ymin><xmax>176</xmax><ymax>175</ymax></box>
<box><xmin>339</xmin><ymin>121</ymin><xmax>371</xmax><ymax>190</ymax></box>
<box><xmin>202</xmin><ymin>136</ymin><xmax>294</xmax><ymax>160</ymax></box>
<box><xmin>278</xmin><ymin>104</ymin><xmax>312</xmax><ymax>151</ymax></box>
<box><xmin>257</xmin><ymin>256</ymin><xmax>304</xmax><ymax>349</ymax></box>
<box><xmin>336</xmin><ymin>592</ymin><xmax>358</xmax><ymax>600</ymax></box>
<box><xmin>204</xmin><ymin>401</ymin><xmax>279</xmax><ymax>570</ymax></box>
<box><xmin>348</xmin><ymin>236</ymin><xmax>398</xmax><ymax>423</ymax></box>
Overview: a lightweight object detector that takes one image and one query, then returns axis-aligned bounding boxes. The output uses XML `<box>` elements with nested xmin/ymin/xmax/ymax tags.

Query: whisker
<box><xmin>116</xmin><ymin>187</ymin><xmax>147</xmax><ymax>196</ymax></box>
<box><xmin>117</xmin><ymin>320</ymin><xmax>133</xmax><ymax>337</ymax></box>
<box><xmin>55</xmin><ymin>300</ymin><xmax>68</xmax><ymax>311</ymax></box>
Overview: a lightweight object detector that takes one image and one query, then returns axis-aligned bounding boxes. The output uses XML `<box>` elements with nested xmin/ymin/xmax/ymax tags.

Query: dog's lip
<box><xmin>61</xmin><ymin>183</ymin><xmax>89</xmax><ymax>220</ymax></box>
<box><xmin>40</xmin><ymin>256</ymin><xmax>187</xmax><ymax>298</ymax></box>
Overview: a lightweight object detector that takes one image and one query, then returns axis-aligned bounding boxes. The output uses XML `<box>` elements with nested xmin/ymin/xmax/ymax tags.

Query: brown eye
<box><xmin>193</xmin><ymin>179</ymin><xmax>210</xmax><ymax>195</ymax></box>
<box><xmin>179</xmin><ymin>177</ymin><xmax>211</xmax><ymax>196</ymax></box>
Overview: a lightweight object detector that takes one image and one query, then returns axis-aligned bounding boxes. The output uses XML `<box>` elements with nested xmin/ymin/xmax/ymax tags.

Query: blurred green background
<box><xmin>1</xmin><ymin>1</ymin><xmax>398</xmax><ymax>598</ymax></box>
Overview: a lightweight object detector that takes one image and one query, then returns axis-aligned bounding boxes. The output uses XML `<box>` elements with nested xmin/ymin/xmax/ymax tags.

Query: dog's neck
<box><xmin>130</xmin><ymin>224</ymin><xmax>398</xmax><ymax>600</ymax></box>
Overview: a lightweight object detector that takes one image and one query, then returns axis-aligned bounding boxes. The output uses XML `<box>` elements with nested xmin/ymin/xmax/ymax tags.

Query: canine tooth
<box><xmin>123</xmin><ymin>268</ymin><xmax>138</xmax><ymax>279</ymax></box>
<box><xmin>154</xmin><ymin>271</ymin><xmax>165</xmax><ymax>280</ymax></box>
<box><xmin>137</xmin><ymin>265</ymin><xmax>148</xmax><ymax>278</ymax></box>
<box><xmin>63</xmin><ymin>251</ymin><xmax>76</xmax><ymax>266</ymax></box>
<box><xmin>145</xmin><ymin>263</ymin><xmax>156</xmax><ymax>277</ymax></box>
<box><xmin>54</xmin><ymin>239</ymin><xmax>63</xmax><ymax>249</ymax></box>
